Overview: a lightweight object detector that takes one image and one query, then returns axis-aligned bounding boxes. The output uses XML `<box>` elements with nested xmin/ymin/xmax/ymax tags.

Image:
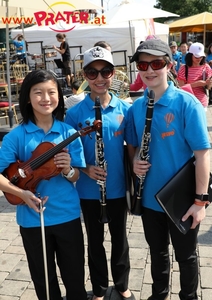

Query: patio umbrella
<box><xmin>169</xmin><ymin>12</ymin><xmax>212</xmax><ymax>46</ymax></box>
<box><xmin>0</xmin><ymin>0</ymin><xmax>102</xmax><ymax>127</ymax></box>
<box><xmin>1</xmin><ymin>0</ymin><xmax>101</xmax><ymax>15</ymax></box>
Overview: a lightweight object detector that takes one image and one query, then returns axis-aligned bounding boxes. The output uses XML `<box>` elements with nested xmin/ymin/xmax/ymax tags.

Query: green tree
<box><xmin>154</xmin><ymin>0</ymin><xmax>212</xmax><ymax>18</ymax></box>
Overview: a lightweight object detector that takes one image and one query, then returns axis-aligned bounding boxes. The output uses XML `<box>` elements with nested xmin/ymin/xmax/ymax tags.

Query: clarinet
<box><xmin>131</xmin><ymin>90</ymin><xmax>155</xmax><ymax>215</ymax></box>
<box><xmin>95</xmin><ymin>96</ymin><xmax>111</xmax><ymax>224</ymax></box>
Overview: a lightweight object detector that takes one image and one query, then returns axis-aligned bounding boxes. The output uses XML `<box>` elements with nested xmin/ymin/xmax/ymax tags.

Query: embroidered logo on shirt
<box><xmin>161</xmin><ymin>130</ymin><xmax>175</xmax><ymax>139</ymax></box>
<box><xmin>114</xmin><ymin>115</ymin><xmax>124</xmax><ymax>137</ymax></box>
<box><xmin>161</xmin><ymin>113</ymin><xmax>175</xmax><ymax>139</ymax></box>
<box><xmin>164</xmin><ymin>113</ymin><xmax>174</xmax><ymax>128</ymax></box>
<box><xmin>117</xmin><ymin>115</ymin><xmax>124</xmax><ymax>124</ymax></box>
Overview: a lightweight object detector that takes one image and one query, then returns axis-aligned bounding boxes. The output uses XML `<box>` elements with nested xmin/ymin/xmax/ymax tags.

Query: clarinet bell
<box><xmin>98</xmin><ymin>203</ymin><xmax>111</xmax><ymax>224</ymax></box>
<box><xmin>130</xmin><ymin>182</ymin><xmax>143</xmax><ymax>216</ymax></box>
<box><xmin>130</xmin><ymin>195</ymin><xmax>143</xmax><ymax>216</ymax></box>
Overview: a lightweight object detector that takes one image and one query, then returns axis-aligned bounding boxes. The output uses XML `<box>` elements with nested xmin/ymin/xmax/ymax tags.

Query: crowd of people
<box><xmin>130</xmin><ymin>39</ymin><xmax>212</xmax><ymax>107</ymax></box>
<box><xmin>0</xmin><ymin>37</ymin><xmax>211</xmax><ymax>300</ymax></box>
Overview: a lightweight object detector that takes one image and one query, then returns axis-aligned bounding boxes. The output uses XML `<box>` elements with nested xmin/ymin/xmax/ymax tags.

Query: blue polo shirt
<box><xmin>13</xmin><ymin>40</ymin><xmax>25</xmax><ymax>55</ymax></box>
<box><xmin>129</xmin><ymin>82</ymin><xmax>210</xmax><ymax>212</ymax></box>
<box><xmin>206</xmin><ymin>53</ymin><xmax>212</xmax><ymax>68</ymax></box>
<box><xmin>0</xmin><ymin>119</ymin><xmax>86</xmax><ymax>227</ymax></box>
<box><xmin>176</xmin><ymin>52</ymin><xmax>188</xmax><ymax>72</ymax></box>
<box><xmin>172</xmin><ymin>51</ymin><xmax>181</xmax><ymax>63</ymax></box>
<box><xmin>65</xmin><ymin>93</ymin><xmax>131</xmax><ymax>199</ymax></box>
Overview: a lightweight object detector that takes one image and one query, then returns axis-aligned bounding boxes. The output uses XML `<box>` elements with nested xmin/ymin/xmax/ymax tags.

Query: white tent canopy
<box><xmin>102</xmin><ymin>2</ymin><xmax>179</xmax><ymax>24</ymax></box>
<box><xmin>11</xmin><ymin>20</ymin><xmax>169</xmax><ymax>66</ymax></box>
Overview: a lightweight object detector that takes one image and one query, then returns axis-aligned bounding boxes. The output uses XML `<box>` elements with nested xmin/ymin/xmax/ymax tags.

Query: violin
<box><xmin>3</xmin><ymin>120</ymin><xmax>102</xmax><ymax>205</ymax></box>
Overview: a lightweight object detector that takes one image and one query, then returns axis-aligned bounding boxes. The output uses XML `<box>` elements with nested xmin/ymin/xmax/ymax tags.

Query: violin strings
<box><xmin>22</xmin><ymin>131</ymin><xmax>80</xmax><ymax>172</ymax></box>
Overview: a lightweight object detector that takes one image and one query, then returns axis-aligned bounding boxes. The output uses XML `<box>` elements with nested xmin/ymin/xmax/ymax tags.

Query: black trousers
<box><xmin>81</xmin><ymin>197</ymin><xmax>130</xmax><ymax>297</ymax></box>
<box><xmin>142</xmin><ymin>208</ymin><xmax>199</xmax><ymax>300</ymax></box>
<box><xmin>20</xmin><ymin>219</ymin><xmax>87</xmax><ymax>300</ymax></box>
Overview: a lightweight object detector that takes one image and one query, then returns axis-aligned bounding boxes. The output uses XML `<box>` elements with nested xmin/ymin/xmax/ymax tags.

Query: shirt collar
<box><xmin>84</xmin><ymin>92</ymin><xmax>118</xmax><ymax>110</ymax></box>
<box><xmin>144</xmin><ymin>81</ymin><xmax>175</xmax><ymax>107</ymax></box>
<box><xmin>24</xmin><ymin>118</ymin><xmax>60</xmax><ymax>134</ymax></box>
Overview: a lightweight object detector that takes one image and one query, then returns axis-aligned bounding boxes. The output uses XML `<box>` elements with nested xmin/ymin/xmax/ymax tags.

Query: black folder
<box><xmin>155</xmin><ymin>157</ymin><xmax>212</xmax><ymax>234</ymax></box>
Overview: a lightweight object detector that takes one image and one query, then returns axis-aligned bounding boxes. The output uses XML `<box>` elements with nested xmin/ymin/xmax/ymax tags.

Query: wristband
<box><xmin>62</xmin><ymin>166</ymin><xmax>75</xmax><ymax>179</ymax></box>
<box><xmin>195</xmin><ymin>193</ymin><xmax>209</xmax><ymax>201</ymax></box>
<box><xmin>194</xmin><ymin>200</ymin><xmax>210</xmax><ymax>206</ymax></box>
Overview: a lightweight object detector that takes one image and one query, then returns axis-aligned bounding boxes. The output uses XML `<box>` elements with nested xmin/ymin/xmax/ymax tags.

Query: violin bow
<box><xmin>38</xmin><ymin>194</ymin><xmax>50</xmax><ymax>300</ymax></box>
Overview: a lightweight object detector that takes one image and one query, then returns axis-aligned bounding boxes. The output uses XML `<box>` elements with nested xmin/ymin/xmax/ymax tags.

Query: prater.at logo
<box><xmin>34</xmin><ymin>1</ymin><xmax>106</xmax><ymax>32</ymax></box>
<box><xmin>1</xmin><ymin>1</ymin><xmax>106</xmax><ymax>32</ymax></box>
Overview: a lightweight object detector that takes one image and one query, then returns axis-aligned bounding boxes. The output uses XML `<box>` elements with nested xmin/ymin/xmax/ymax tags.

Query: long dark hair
<box><xmin>19</xmin><ymin>69</ymin><xmax>65</xmax><ymax>124</ymax></box>
<box><xmin>185</xmin><ymin>52</ymin><xmax>206</xmax><ymax>66</ymax></box>
<box><xmin>207</xmin><ymin>43</ymin><xmax>212</xmax><ymax>55</ymax></box>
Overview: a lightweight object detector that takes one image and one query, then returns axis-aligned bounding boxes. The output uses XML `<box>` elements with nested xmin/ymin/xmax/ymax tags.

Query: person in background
<box><xmin>0</xmin><ymin>69</ymin><xmax>87</xmax><ymax>300</ymax></box>
<box><xmin>94</xmin><ymin>40</ymin><xmax>112</xmax><ymax>52</ymax></box>
<box><xmin>53</xmin><ymin>33</ymin><xmax>73</xmax><ymax>87</ymax></box>
<box><xmin>206</xmin><ymin>43</ymin><xmax>212</xmax><ymax>103</ymax></box>
<box><xmin>187</xmin><ymin>40</ymin><xmax>193</xmax><ymax>50</ymax></box>
<box><xmin>130</xmin><ymin>72</ymin><xmax>145</xmax><ymax>91</ymax></box>
<box><xmin>206</xmin><ymin>42</ymin><xmax>212</xmax><ymax>68</ymax></box>
<box><xmin>169</xmin><ymin>41</ymin><xmax>180</xmax><ymax>75</ymax></box>
<box><xmin>130</xmin><ymin>40</ymin><xmax>145</xmax><ymax>92</ymax></box>
<box><xmin>129</xmin><ymin>38</ymin><xmax>210</xmax><ymax>300</ymax></box>
<box><xmin>145</xmin><ymin>35</ymin><xmax>158</xmax><ymax>41</ymax></box>
<box><xmin>64</xmin><ymin>80</ymin><xmax>85</xmax><ymax>109</ymax></box>
<box><xmin>175</xmin><ymin>41</ymin><xmax>188</xmax><ymax>73</ymax></box>
<box><xmin>12</xmin><ymin>34</ymin><xmax>26</xmax><ymax>63</ymax></box>
<box><xmin>177</xmin><ymin>42</ymin><xmax>212</xmax><ymax>110</ymax></box>
<box><xmin>65</xmin><ymin>46</ymin><xmax>135</xmax><ymax>300</ymax></box>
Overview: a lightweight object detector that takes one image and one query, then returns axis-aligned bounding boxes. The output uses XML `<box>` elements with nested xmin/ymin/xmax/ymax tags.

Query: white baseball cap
<box><xmin>189</xmin><ymin>42</ymin><xmax>205</xmax><ymax>58</ymax></box>
<box><xmin>83</xmin><ymin>46</ymin><xmax>114</xmax><ymax>69</ymax></box>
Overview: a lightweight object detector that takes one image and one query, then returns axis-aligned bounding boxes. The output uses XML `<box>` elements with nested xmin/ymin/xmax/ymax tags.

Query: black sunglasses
<box><xmin>136</xmin><ymin>60</ymin><xmax>167</xmax><ymax>71</ymax></box>
<box><xmin>84</xmin><ymin>67</ymin><xmax>114</xmax><ymax>80</ymax></box>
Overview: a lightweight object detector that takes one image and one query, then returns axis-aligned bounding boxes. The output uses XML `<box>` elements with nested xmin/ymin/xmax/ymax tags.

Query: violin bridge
<box><xmin>18</xmin><ymin>168</ymin><xmax>26</xmax><ymax>178</ymax></box>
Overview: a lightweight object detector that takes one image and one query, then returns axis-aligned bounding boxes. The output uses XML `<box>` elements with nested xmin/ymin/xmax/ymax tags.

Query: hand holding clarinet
<box><xmin>94</xmin><ymin>96</ymin><xmax>111</xmax><ymax>223</ymax></box>
<box><xmin>131</xmin><ymin>90</ymin><xmax>155</xmax><ymax>215</ymax></box>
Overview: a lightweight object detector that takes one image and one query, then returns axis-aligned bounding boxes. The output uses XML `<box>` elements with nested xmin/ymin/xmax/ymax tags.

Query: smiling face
<box><xmin>29</xmin><ymin>80</ymin><xmax>59</xmax><ymax>121</ymax></box>
<box><xmin>84</xmin><ymin>60</ymin><xmax>115</xmax><ymax>98</ymax></box>
<box><xmin>137</xmin><ymin>53</ymin><xmax>170</xmax><ymax>92</ymax></box>
<box><xmin>180</xmin><ymin>43</ymin><xmax>188</xmax><ymax>54</ymax></box>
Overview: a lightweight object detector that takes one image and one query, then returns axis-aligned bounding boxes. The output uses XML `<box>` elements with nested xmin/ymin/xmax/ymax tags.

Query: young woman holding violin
<box><xmin>0</xmin><ymin>70</ymin><xmax>88</xmax><ymax>300</ymax></box>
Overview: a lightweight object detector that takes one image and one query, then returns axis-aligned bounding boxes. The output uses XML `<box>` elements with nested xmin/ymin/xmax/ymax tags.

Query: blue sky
<box><xmin>89</xmin><ymin>0</ymin><xmax>157</xmax><ymax>11</ymax></box>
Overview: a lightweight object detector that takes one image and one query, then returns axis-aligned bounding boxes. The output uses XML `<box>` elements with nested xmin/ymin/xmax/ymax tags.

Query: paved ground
<box><xmin>0</xmin><ymin>105</ymin><xmax>212</xmax><ymax>300</ymax></box>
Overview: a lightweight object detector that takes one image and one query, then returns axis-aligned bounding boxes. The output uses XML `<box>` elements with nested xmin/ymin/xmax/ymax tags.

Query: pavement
<box><xmin>0</xmin><ymin>105</ymin><xmax>212</xmax><ymax>300</ymax></box>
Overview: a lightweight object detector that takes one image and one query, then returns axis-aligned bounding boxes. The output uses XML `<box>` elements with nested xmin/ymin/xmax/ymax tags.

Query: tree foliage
<box><xmin>154</xmin><ymin>0</ymin><xmax>212</xmax><ymax>18</ymax></box>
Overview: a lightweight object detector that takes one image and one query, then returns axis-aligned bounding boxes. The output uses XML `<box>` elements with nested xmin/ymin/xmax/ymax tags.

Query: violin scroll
<box><xmin>79</xmin><ymin>120</ymin><xmax>102</xmax><ymax>137</ymax></box>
